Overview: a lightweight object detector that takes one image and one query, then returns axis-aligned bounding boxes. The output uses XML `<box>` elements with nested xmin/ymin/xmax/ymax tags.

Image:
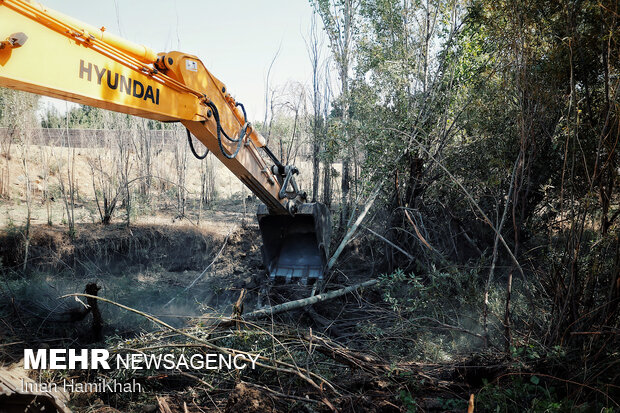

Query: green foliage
<box><xmin>129</xmin><ymin>192</ymin><xmax>152</xmax><ymax>221</ymax></box>
<box><xmin>40</xmin><ymin>105</ymin><xmax>104</xmax><ymax>129</ymax></box>
<box><xmin>379</xmin><ymin>264</ymin><xmax>480</xmax><ymax>314</ymax></box>
<box><xmin>399</xmin><ymin>390</ymin><xmax>418</xmax><ymax>412</ymax></box>
<box><xmin>379</xmin><ymin>268</ymin><xmax>426</xmax><ymax>312</ymax></box>
<box><xmin>4</xmin><ymin>213</ymin><xmax>18</xmax><ymax>237</ymax></box>
<box><xmin>40</xmin><ymin>104</ymin><xmax>173</xmax><ymax>130</ymax></box>
<box><xmin>438</xmin><ymin>396</ymin><xmax>467</xmax><ymax>410</ymax></box>
<box><xmin>509</xmin><ymin>345</ymin><xmax>542</xmax><ymax>363</ymax></box>
<box><xmin>374</xmin><ymin>264</ymin><xmax>489</xmax><ymax>362</ymax></box>
<box><xmin>0</xmin><ymin>89</ymin><xmax>39</xmax><ymax>131</ymax></box>
<box><xmin>476</xmin><ymin>375</ymin><xmax>614</xmax><ymax>412</ymax></box>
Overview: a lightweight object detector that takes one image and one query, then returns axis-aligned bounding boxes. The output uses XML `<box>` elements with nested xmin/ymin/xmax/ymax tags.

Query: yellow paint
<box><xmin>0</xmin><ymin>0</ymin><xmax>286</xmax><ymax>213</ymax></box>
<box><xmin>0</xmin><ymin>3</ymin><xmax>202</xmax><ymax>121</ymax></box>
<box><xmin>28</xmin><ymin>0</ymin><xmax>158</xmax><ymax>64</ymax></box>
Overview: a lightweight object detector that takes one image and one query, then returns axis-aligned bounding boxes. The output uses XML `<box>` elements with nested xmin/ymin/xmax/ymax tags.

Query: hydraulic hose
<box><xmin>235</xmin><ymin>102</ymin><xmax>247</xmax><ymax>122</ymax></box>
<box><xmin>205</xmin><ymin>101</ymin><xmax>244</xmax><ymax>159</ymax></box>
<box><xmin>186</xmin><ymin>128</ymin><xmax>209</xmax><ymax>159</ymax></box>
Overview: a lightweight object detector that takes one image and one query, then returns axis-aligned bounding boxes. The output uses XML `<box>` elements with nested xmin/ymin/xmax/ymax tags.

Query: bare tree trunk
<box><xmin>21</xmin><ymin>141</ymin><xmax>32</xmax><ymax>271</ymax></box>
<box><xmin>55</xmin><ymin>117</ymin><xmax>77</xmax><ymax>238</ymax></box>
<box><xmin>132</xmin><ymin>118</ymin><xmax>152</xmax><ymax>200</ymax></box>
<box><xmin>89</xmin><ymin>141</ymin><xmax>122</xmax><ymax>226</ymax></box>
<box><xmin>306</xmin><ymin>12</ymin><xmax>323</xmax><ymax>201</ymax></box>
<box><xmin>40</xmin><ymin>144</ymin><xmax>52</xmax><ymax>225</ymax></box>
<box><xmin>483</xmin><ymin>156</ymin><xmax>518</xmax><ymax>346</ymax></box>
<box><xmin>0</xmin><ymin>127</ymin><xmax>12</xmax><ymax>199</ymax></box>
<box><xmin>266</xmin><ymin>89</ymin><xmax>278</xmax><ymax>145</ymax></box>
<box><xmin>312</xmin><ymin>134</ymin><xmax>321</xmax><ymax>202</ymax></box>
<box><xmin>339</xmin><ymin>39</ymin><xmax>351</xmax><ymax>226</ymax></box>
<box><xmin>312</xmin><ymin>0</ymin><xmax>359</xmax><ymax>225</ymax></box>
<box><xmin>245</xmin><ymin>280</ymin><xmax>378</xmax><ymax>320</ymax></box>
<box><xmin>323</xmin><ymin>162</ymin><xmax>332</xmax><ymax>207</ymax></box>
<box><xmin>70</xmin><ymin>144</ymin><xmax>76</xmax><ymax>232</ymax></box>
<box><xmin>341</xmin><ymin>157</ymin><xmax>350</xmax><ymax>226</ymax></box>
<box><xmin>199</xmin><ymin>154</ymin><xmax>214</xmax><ymax>226</ymax></box>
<box><xmin>504</xmin><ymin>269</ymin><xmax>513</xmax><ymax>352</ymax></box>
<box><xmin>263</xmin><ymin>46</ymin><xmax>281</xmax><ymax>136</ymax></box>
<box><xmin>321</xmin><ymin>60</ymin><xmax>333</xmax><ymax>208</ymax></box>
<box><xmin>55</xmin><ymin>146</ymin><xmax>76</xmax><ymax>238</ymax></box>
<box><xmin>328</xmin><ymin>183</ymin><xmax>382</xmax><ymax>270</ymax></box>
<box><xmin>174</xmin><ymin>126</ymin><xmax>188</xmax><ymax>218</ymax></box>
<box><xmin>118</xmin><ymin>129</ymin><xmax>132</xmax><ymax>227</ymax></box>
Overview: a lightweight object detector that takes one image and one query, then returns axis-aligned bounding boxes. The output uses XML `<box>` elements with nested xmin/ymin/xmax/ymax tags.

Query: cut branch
<box><xmin>244</xmin><ymin>279</ymin><xmax>378</xmax><ymax>320</ymax></box>
<box><xmin>328</xmin><ymin>183</ymin><xmax>382</xmax><ymax>270</ymax></box>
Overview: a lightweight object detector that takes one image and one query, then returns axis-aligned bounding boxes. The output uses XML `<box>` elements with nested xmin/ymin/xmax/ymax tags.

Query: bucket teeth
<box><xmin>257</xmin><ymin>203</ymin><xmax>331</xmax><ymax>283</ymax></box>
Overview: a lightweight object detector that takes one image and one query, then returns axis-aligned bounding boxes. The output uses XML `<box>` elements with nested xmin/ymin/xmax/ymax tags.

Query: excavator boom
<box><xmin>0</xmin><ymin>0</ymin><xmax>331</xmax><ymax>282</ymax></box>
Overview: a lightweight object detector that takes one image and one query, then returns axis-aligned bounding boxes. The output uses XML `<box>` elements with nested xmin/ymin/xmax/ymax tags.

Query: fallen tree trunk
<box><xmin>244</xmin><ymin>279</ymin><xmax>378</xmax><ymax>320</ymax></box>
<box><xmin>328</xmin><ymin>184</ymin><xmax>383</xmax><ymax>270</ymax></box>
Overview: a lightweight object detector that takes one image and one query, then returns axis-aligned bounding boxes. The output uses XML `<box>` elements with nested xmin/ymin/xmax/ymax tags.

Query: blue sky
<box><xmin>40</xmin><ymin>0</ymin><xmax>326</xmax><ymax>122</ymax></box>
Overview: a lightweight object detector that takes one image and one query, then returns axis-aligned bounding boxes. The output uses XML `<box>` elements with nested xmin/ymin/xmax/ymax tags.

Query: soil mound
<box><xmin>0</xmin><ymin>223</ymin><xmax>224</xmax><ymax>274</ymax></box>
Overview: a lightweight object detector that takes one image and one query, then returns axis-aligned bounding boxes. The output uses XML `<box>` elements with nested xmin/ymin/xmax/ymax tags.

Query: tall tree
<box><xmin>306</xmin><ymin>12</ymin><xmax>325</xmax><ymax>202</ymax></box>
<box><xmin>312</xmin><ymin>0</ymin><xmax>360</xmax><ymax>226</ymax></box>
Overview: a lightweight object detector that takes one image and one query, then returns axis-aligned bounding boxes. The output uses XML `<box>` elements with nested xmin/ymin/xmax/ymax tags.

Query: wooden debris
<box><xmin>232</xmin><ymin>288</ymin><xmax>246</xmax><ymax>319</ymax></box>
<box><xmin>243</xmin><ymin>280</ymin><xmax>378</xmax><ymax>320</ymax></box>
<box><xmin>156</xmin><ymin>396</ymin><xmax>173</xmax><ymax>413</ymax></box>
<box><xmin>468</xmin><ymin>393</ymin><xmax>475</xmax><ymax>412</ymax></box>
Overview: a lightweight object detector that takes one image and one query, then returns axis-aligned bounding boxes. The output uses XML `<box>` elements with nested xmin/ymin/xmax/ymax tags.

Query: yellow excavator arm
<box><xmin>0</xmin><ymin>0</ymin><xmax>331</xmax><ymax>282</ymax></box>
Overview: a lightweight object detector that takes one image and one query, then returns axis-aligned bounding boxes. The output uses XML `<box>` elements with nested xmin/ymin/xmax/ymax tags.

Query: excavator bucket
<box><xmin>257</xmin><ymin>203</ymin><xmax>331</xmax><ymax>283</ymax></box>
